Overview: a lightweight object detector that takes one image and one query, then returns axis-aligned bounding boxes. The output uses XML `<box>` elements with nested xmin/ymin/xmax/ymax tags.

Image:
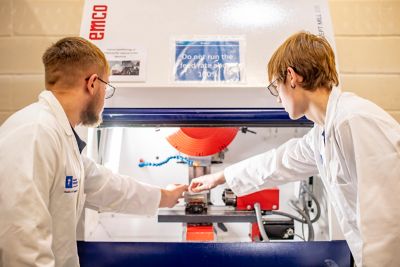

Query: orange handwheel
<box><xmin>167</xmin><ymin>127</ymin><xmax>238</xmax><ymax>156</ymax></box>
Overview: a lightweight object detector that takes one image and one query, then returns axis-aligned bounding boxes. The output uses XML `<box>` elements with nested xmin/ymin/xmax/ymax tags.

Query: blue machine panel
<box><xmin>77</xmin><ymin>241</ymin><xmax>352</xmax><ymax>267</ymax></box>
<box><xmin>101</xmin><ymin>108</ymin><xmax>313</xmax><ymax>127</ymax></box>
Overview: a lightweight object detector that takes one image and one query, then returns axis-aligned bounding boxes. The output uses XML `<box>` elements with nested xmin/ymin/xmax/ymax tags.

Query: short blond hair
<box><xmin>42</xmin><ymin>37</ymin><xmax>109</xmax><ymax>87</ymax></box>
<box><xmin>268</xmin><ymin>31</ymin><xmax>339</xmax><ymax>90</ymax></box>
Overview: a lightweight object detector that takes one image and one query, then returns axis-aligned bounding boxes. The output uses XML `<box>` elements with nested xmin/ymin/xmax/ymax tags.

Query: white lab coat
<box><xmin>0</xmin><ymin>91</ymin><xmax>161</xmax><ymax>267</ymax></box>
<box><xmin>224</xmin><ymin>88</ymin><xmax>400</xmax><ymax>267</ymax></box>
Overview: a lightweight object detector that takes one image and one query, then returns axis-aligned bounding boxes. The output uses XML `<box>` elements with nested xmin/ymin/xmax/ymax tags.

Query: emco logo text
<box><xmin>89</xmin><ymin>5</ymin><xmax>107</xmax><ymax>40</ymax></box>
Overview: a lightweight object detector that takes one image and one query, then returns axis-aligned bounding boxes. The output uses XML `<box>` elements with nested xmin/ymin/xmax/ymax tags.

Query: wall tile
<box><xmin>13</xmin><ymin>0</ymin><xmax>83</xmax><ymax>36</ymax></box>
<box><xmin>0</xmin><ymin>37</ymin><xmax>59</xmax><ymax>74</ymax></box>
<box><xmin>340</xmin><ymin>74</ymin><xmax>400</xmax><ymax>110</ymax></box>
<box><xmin>336</xmin><ymin>37</ymin><xmax>400</xmax><ymax>73</ymax></box>
<box><xmin>0</xmin><ymin>0</ymin><xmax>12</xmax><ymax>36</ymax></box>
<box><xmin>11</xmin><ymin>75</ymin><xmax>44</xmax><ymax>110</ymax></box>
<box><xmin>330</xmin><ymin>1</ymin><xmax>400</xmax><ymax>36</ymax></box>
<box><xmin>0</xmin><ymin>75</ymin><xmax>13</xmax><ymax>110</ymax></box>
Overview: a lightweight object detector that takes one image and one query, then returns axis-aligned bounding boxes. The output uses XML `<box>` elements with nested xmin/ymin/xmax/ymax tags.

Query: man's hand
<box><xmin>159</xmin><ymin>184</ymin><xmax>188</xmax><ymax>208</ymax></box>
<box><xmin>188</xmin><ymin>170</ymin><xmax>226</xmax><ymax>193</ymax></box>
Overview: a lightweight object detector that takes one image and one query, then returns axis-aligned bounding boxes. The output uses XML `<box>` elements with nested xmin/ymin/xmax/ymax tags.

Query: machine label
<box><xmin>89</xmin><ymin>5</ymin><xmax>108</xmax><ymax>40</ymax></box>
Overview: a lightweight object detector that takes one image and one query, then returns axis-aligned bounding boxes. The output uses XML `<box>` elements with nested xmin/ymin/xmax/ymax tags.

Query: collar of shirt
<box><xmin>71</xmin><ymin>126</ymin><xmax>87</xmax><ymax>154</ymax></box>
<box><xmin>39</xmin><ymin>90</ymin><xmax>87</xmax><ymax>154</ymax></box>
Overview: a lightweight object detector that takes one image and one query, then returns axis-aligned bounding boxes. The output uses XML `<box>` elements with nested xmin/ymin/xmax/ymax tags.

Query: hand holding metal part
<box><xmin>188</xmin><ymin>170</ymin><xmax>226</xmax><ymax>193</ymax></box>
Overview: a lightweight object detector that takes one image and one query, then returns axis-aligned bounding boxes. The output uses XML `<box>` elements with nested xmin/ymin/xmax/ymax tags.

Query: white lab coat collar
<box><xmin>39</xmin><ymin>90</ymin><xmax>74</xmax><ymax>137</ymax></box>
<box><xmin>324</xmin><ymin>87</ymin><xmax>342</xmax><ymax>135</ymax></box>
<box><xmin>39</xmin><ymin>90</ymin><xmax>83</xmax><ymax>166</ymax></box>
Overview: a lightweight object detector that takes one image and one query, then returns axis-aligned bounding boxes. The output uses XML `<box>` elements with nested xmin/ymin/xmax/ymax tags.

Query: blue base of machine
<box><xmin>77</xmin><ymin>240</ymin><xmax>352</xmax><ymax>267</ymax></box>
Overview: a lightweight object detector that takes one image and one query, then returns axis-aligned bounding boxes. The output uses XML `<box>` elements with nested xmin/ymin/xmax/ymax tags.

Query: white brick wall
<box><xmin>0</xmin><ymin>0</ymin><xmax>84</xmax><ymax>122</ymax></box>
<box><xmin>0</xmin><ymin>0</ymin><xmax>399</xmax><ymax>123</ymax></box>
<box><xmin>330</xmin><ymin>0</ymin><xmax>400</xmax><ymax>122</ymax></box>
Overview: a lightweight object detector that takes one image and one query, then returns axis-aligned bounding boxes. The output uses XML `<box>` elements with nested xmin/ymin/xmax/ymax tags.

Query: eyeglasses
<box><xmin>97</xmin><ymin>77</ymin><xmax>116</xmax><ymax>99</ymax></box>
<box><xmin>267</xmin><ymin>77</ymin><xmax>280</xmax><ymax>97</ymax></box>
<box><xmin>85</xmin><ymin>75</ymin><xmax>116</xmax><ymax>99</ymax></box>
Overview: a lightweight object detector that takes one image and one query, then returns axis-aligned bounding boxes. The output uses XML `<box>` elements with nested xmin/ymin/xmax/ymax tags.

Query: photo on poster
<box><xmin>109</xmin><ymin>60</ymin><xmax>140</xmax><ymax>76</ymax></box>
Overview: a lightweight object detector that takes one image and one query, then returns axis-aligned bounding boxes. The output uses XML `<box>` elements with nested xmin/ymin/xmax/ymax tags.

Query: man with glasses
<box><xmin>189</xmin><ymin>32</ymin><xmax>400</xmax><ymax>266</ymax></box>
<box><xmin>0</xmin><ymin>37</ymin><xmax>187</xmax><ymax>266</ymax></box>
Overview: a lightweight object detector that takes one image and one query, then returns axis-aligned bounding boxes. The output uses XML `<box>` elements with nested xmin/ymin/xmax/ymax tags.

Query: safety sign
<box><xmin>174</xmin><ymin>40</ymin><xmax>243</xmax><ymax>82</ymax></box>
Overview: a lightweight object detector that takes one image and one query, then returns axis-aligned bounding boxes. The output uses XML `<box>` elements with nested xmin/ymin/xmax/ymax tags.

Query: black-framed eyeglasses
<box><xmin>85</xmin><ymin>75</ymin><xmax>116</xmax><ymax>99</ymax></box>
<box><xmin>267</xmin><ymin>77</ymin><xmax>280</xmax><ymax>97</ymax></box>
<box><xmin>97</xmin><ymin>77</ymin><xmax>116</xmax><ymax>99</ymax></box>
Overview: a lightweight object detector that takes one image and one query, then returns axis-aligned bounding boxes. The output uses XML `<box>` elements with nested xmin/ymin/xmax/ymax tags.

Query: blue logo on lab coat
<box><xmin>64</xmin><ymin>176</ymin><xmax>78</xmax><ymax>193</ymax></box>
<box><xmin>65</xmin><ymin>176</ymin><xmax>73</xmax><ymax>188</ymax></box>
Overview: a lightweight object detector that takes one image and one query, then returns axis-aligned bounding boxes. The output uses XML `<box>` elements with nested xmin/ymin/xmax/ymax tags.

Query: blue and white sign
<box><xmin>174</xmin><ymin>40</ymin><xmax>243</xmax><ymax>82</ymax></box>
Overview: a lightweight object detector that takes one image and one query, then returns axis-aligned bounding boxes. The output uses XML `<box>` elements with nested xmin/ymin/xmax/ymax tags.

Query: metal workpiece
<box><xmin>184</xmin><ymin>191</ymin><xmax>209</xmax><ymax>214</ymax></box>
<box><xmin>184</xmin><ymin>192</ymin><xmax>208</xmax><ymax>204</ymax></box>
<box><xmin>158</xmin><ymin>206</ymin><xmax>257</xmax><ymax>223</ymax></box>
